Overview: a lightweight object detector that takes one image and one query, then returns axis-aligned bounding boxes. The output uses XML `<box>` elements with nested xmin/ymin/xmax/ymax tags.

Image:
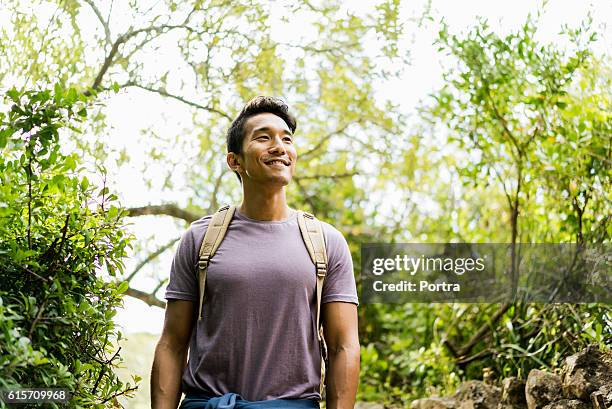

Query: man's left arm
<box><xmin>323</xmin><ymin>301</ymin><xmax>360</xmax><ymax>409</ymax></box>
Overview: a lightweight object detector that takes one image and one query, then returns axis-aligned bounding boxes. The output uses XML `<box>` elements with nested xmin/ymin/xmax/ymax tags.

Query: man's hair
<box><xmin>226</xmin><ymin>96</ymin><xmax>297</xmax><ymax>183</ymax></box>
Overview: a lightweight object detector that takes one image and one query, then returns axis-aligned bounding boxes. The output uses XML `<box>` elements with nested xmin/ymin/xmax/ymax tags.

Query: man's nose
<box><xmin>268</xmin><ymin>135</ymin><xmax>286</xmax><ymax>154</ymax></box>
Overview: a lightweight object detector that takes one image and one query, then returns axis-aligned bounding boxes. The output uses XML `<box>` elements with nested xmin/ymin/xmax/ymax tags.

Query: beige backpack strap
<box><xmin>197</xmin><ymin>205</ymin><xmax>236</xmax><ymax>320</ymax></box>
<box><xmin>297</xmin><ymin>211</ymin><xmax>328</xmax><ymax>337</ymax></box>
<box><xmin>297</xmin><ymin>210</ymin><xmax>329</xmax><ymax>394</ymax></box>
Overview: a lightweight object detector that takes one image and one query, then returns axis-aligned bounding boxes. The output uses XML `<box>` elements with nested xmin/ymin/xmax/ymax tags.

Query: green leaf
<box><xmin>117</xmin><ymin>280</ymin><xmax>129</xmax><ymax>294</ymax></box>
<box><xmin>6</xmin><ymin>88</ymin><xmax>20</xmax><ymax>102</ymax></box>
<box><xmin>65</xmin><ymin>87</ymin><xmax>78</xmax><ymax>104</ymax></box>
<box><xmin>80</xmin><ymin>177</ymin><xmax>89</xmax><ymax>191</ymax></box>
<box><xmin>108</xmin><ymin>205</ymin><xmax>119</xmax><ymax>219</ymax></box>
<box><xmin>54</xmin><ymin>82</ymin><xmax>63</xmax><ymax>101</ymax></box>
<box><xmin>0</xmin><ymin>128</ymin><xmax>13</xmax><ymax>148</ymax></box>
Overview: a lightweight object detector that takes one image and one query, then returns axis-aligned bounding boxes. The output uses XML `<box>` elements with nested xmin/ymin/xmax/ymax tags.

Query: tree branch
<box><xmin>125</xmin><ymin>287</ymin><xmax>166</xmax><ymax>308</ymax></box>
<box><xmin>82</xmin><ymin>0</ymin><xmax>111</xmax><ymax>47</ymax></box>
<box><xmin>125</xmin><ymin>237</ymin><xmax>180</xmax><ymax>282</ymax></box>
<box><xmin>485</xmin><ymin>87</ymin><xmax>522</xmax><ymax>158</ymax></box>
<box><xmin>470</xmin><ymin>133</ymin><xmax>514</xmax><ymax>209</ymax></box>
<box><xmin>120</xmin><ymin>82</ymin><xmax>232</xmax><ymax>119</ymax></box>
<box><xmin>127</xmin><ymin>204</ymin><xmax>199</xmax><ymax>223</ymax></box>
<box><xmin>87</xmin><ymin>32</ymin><xmax>125</xmax><ymax>93</ymax></box>
<box><xmin>457</xmin><ymin>302</ymin><xmax>512</xmax><ymax>357</ymax></box>
<box><xmin>456</xmin><ymin>349</ymin><xmax>494</xmax><ymax>365</ymax></box>
<box><xmin>294</xmin><ymin>172</ymin><xmax>358</xmax><ymax>181</ymax></box>
<box><xmin>207</xmin><ymin>170</ymin><xmax>229</xmax><ymax>213</ymax></box>
<box><xmin>293</xmin><ymin>178</ymin><xmax>317</xmax><ymax>213</ymax></box>
<box><xmin>87</xmin><ymin>21</ymin><xmax>209</xmax><ymax>93</ymax></box>
<box><xmin>300</xmin><ymin>122</ymin><xmax>357</xmax><ymax>159</ymax></box>
<box><xmin>151</xmin><ymin>278</ymin><xmax>169</xmax><ymax>295</ymax></box>
<box><xmin>28</xmin><ymin>297</ymin><xmax>48</xmax><ymax>339</ymax></box>
<box><xmin>278</xmin><ymin>41</ymin><xmax>360</xmax><ymax>56</ymax></box>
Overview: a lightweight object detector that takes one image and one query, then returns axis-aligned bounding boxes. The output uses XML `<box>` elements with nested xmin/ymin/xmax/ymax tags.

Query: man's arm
<box><xmin>151</xmin><ymin>300</ymin><xmax>195</xmax><ymax>409</ymax></box>
<box><xmin>323</xmin><ymin>301</ymin><xmax>360</xmax><ymax>409</ymax></box>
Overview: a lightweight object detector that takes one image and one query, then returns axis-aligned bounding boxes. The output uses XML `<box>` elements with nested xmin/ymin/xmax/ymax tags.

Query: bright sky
<box><xmin>5</xmin><ymin>0</ymin><xmax>609</xmax><ymax>334</ymax></box>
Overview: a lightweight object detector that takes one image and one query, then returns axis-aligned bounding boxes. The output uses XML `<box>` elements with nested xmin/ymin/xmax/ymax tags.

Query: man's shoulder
<box><xmin>190</xmin><ymin>214</ymin><xmax>214</xmax><ymax>229</ymax></box>
<box><xmin>183</xmin><ymin>214</ymin><xmax>214</xmax><ymax>243</ymax></box>
<box><xmin>314</xmin><ymin>217</ymin><xmax>349</xmax><ymax>251</ymax></box>
<box><xmin>317</xmin><ymin>218</ymin><xmax>342</xmax><ymax>236</ymax></box>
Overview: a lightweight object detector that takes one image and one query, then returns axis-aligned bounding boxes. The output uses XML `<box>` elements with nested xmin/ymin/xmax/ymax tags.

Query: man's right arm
<box><xmin>151</xmin><ymin>299</ymin><xmax>195</xmax><ymax>409</ymax></box>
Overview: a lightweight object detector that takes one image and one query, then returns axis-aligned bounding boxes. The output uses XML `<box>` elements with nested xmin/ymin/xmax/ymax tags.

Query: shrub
<box><xmin>0</xmin><ymin>87</ymin><xmax>136</xmax><ymax>408</ymax></box>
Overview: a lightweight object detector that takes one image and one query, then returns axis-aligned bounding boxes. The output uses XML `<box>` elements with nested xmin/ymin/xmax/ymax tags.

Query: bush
<box><xmin>0</xmin><ymin>87</ymin><xmax>136</xmax><ymax>408</ymax></box>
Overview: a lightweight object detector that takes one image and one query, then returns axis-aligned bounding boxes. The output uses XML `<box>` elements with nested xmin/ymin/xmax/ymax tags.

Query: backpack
<box><xmin>196</xmin><ymin>205</ymin><xmax>329</xmax><ymax>395</ymax></box>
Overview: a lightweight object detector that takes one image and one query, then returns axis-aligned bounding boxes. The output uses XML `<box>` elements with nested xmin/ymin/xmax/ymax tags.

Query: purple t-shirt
<box><xmin>164</xmin><ymin>208</ymin><xmax>359</xmax><ymax>401</ymax></box>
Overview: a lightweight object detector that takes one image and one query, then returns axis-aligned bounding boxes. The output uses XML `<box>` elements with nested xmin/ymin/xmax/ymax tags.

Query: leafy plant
<box><xmin>0</xmin><ymin>86</ymin><xmax>136</xmax><ymax>408</ymax></box>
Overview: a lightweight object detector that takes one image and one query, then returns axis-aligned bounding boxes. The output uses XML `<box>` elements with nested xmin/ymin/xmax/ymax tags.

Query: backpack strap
<box><xmin>297</xmin><ymin>210</ymin><xmax>328</xmax><ymax>394</ymax></box>
<box><xmin>297</xmin><ymin>211</ymin><xmax>328</xmax><ymax>339</ymax></box>
<box><xmin>197</xmin><ymin>205</ymin><xmax>236</xmax><ymax>320</ymax></box>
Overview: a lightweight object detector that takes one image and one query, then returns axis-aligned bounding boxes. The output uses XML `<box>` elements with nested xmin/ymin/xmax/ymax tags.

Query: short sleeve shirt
<box><xmin>164</xmin><ymin>208</ymin><xmax>359</xmax><ymax>401</ymax></box>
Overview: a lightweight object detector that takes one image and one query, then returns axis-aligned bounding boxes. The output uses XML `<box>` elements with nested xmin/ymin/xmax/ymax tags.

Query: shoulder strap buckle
<box><xmin>316</xmin><ymin>261</ymin><xmax>327</xmax><ymax>278</ymax></box>
<box><xmin>198</xmin><ymin>256</ymin><xmax>210</xmax><ymax>270</ymax></box>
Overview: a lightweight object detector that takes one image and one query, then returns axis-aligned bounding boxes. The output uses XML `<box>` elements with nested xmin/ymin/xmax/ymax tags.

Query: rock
<box><xmin>409</xmin><ymin>346</ymin><xmax>611</xmax><ymax>409</ymax></box>
<box><xmin>562</xmin><ymin>345</ymin><xmax>612</xmax><ymax>406</ymax></box>
<box><xmin>525</xmin><ymin>369</ymin><xmax>563</xmax><ymax>409</ymax></box>
<box><xmin>498</xmin><ymin>377</ymin><xmax>527</xmax><ymax>409</ymax></box>
<box><xmin>541</xmin><ymin>399</ymin><xmax>591</xmax><ymax>409</ymax></box>
<box><xmin>411</xmin><ymin>397</ymin><xmax>457</xmax><ymax>409</ymax></box>
<box><xmin>590</xmin><ymin>391</ymin><xmax>607</xmax><ymax>409</ymax></box>
<box><xmin>454</xmin><ymin>380</ymin><xmax>501</xmax><ymax>409</ymax></box>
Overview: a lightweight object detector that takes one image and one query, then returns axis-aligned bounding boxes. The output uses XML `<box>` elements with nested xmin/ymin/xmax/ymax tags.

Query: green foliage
<box><xmin>430</xmin><ymin>15</ymin><xmax>610</xmax><ymax>244</ymax></box>
<box><xmin>356</xmin><ymin>15</ymin><xmax>611</xmax><ymax>404</ymax></box>
<box><xmin>0</xmin><ymin>87</ymin><xmax>135</xmax><ymax>408</ymax></box>
<box><xmin>486</xmin><ymin>304</ymin><xmax>611</xmax><ymax>377</ymax></box>
<box><xmin>359</xmin><ymin>304</ymin><xmax>461</xmax><ymax>405</ymax></box>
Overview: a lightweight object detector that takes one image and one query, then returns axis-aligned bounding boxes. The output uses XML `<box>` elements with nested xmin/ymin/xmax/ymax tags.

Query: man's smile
<box><xmin>264</xmin><ymin>158</ymin><xmax>291</xmax><ymax>166</ymax></box>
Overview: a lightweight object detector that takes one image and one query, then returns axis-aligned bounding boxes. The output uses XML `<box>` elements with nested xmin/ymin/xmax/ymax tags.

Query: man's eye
<box><xmin>257</xmin><ymin>135</ymin><xmax>269</xmax><ymax>140</ymax></box>
<box><xmin>284</xmin><ymin>137</ymin><xmax>293</xmax><ymax>143</ymax></box>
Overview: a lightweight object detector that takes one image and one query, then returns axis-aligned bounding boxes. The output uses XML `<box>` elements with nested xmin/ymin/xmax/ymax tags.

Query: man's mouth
<box><xmin>264</xmin><ymin>158</ymin><xmax>290</xmax><ymax>166</ymax></box>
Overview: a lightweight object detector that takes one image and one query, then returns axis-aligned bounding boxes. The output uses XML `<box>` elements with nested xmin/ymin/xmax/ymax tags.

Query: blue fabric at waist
<box><xmin>179</xmin><ymin>392</ymin><xmax>320</xmax><ymax>409</ymax></box>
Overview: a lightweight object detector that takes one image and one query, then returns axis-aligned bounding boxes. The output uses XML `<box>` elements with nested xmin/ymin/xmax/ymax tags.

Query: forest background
<box><xmin>0</xmin><ymin>0</ymin><xmax>610</xmax><ymax>408</ymax></box>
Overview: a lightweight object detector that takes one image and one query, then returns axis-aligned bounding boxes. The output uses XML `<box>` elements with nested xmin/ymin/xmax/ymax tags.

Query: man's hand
<box><xmin>151</xmin><ymin>300</ymin><xmax>195</xmax><ymax>409</ymax></box>
<box><xmin>323</xmin><ymin>302</ymin><xmax>360</xmax><ymax>409</ymax></box>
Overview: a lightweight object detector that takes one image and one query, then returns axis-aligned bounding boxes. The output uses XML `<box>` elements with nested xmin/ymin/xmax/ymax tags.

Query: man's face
<box><xmin>229</xmin><ymin>112</ymin><xmax>297</xmax><ymax>186</ymax></box>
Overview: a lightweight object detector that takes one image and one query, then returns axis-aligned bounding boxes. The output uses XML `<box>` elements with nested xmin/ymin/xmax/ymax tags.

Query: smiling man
<box><xmin>151</xmin><ymin>96</ymin><xmax>360</xmax><ymax>409</ymax></box>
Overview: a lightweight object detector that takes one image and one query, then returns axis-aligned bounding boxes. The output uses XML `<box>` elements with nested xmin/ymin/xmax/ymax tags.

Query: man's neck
<box><xmin>239</xmin><ymin>183</ymin><xmax>292</xmax><ymax>221</ymax></box>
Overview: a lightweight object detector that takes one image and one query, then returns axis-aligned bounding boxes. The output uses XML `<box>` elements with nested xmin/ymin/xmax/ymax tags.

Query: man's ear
<box><xmin>226</xmin><ymin>152</ymin><xmax>242</xmax><ymax>173</ymax></box>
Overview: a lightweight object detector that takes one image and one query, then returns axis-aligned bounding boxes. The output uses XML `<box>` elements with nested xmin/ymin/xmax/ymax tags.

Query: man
<box><xmin>151</xmin><ymin>96</ymin><xmax>360</xmax><ymax>409</ymax></box>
